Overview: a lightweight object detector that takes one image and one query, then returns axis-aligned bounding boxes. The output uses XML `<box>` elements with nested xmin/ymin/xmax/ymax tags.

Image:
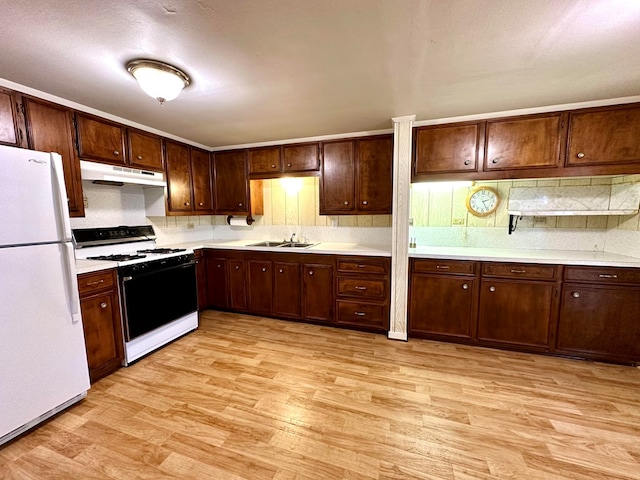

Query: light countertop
<box><xmin>75</xmin><ymin>259</ymin><xmax>119</xmax><ymax>275</ymax></box>
<box><xmin>409</xmin><ymin>246</ymin><xmax>640</xmax><ymax>268</ymax></box>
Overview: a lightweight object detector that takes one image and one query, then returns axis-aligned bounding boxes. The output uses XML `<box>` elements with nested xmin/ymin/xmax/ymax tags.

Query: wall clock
<box><xmin>466</xmin><ymin>186</ymin><xmax>500</xmax><ymax>217</ymax></box>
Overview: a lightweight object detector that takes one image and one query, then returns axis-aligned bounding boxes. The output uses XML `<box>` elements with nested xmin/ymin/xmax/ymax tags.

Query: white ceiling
<box><xmin>1</xmin><ymin>0</ymin><xmax>640</xmax><ymax>148</ymax></box>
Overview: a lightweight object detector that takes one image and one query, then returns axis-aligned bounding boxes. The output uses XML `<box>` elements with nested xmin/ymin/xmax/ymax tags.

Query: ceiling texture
<box><xmin>1</xmin><ymin>0</ymin><xmax>640</xmax><ymax>148</ymax></box>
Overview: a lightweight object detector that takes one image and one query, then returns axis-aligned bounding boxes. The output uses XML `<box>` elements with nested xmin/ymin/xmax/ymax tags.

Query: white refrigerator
<box><xmin>0</xmin><ymin>145</ymin><xmax>90</xmax><ymax>446</ymax></box>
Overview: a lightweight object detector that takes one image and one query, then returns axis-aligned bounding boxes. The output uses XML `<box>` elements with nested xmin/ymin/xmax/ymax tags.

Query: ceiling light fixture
<box><xmin>126</xmin><ymin>59</ymin><xmax>191</xmax><ymax>105</ymax></box>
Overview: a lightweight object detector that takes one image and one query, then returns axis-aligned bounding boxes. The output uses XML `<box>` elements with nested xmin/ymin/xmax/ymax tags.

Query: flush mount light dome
<box><xmin>126</xmin><ymin>59</ymin><xmax>190</xmax><ymax>104</ymax></box>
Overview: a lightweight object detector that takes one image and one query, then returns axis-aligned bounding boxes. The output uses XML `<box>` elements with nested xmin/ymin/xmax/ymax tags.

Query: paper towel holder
<box><xmin>227</xmin><ymin>215</ymin><xmax>255</xmax><ymax>226</ymax></box>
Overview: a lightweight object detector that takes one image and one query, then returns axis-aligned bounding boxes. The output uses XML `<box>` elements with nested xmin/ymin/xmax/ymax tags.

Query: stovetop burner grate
<box><xmin>137</xmin><ymin>248</ymin><xmax>187</xmax><ymax>254</ymax></box>
<box><xmin>86</xmin><ymin>254</ymin><xmax>147</xmax><ymax>261</ymax></box>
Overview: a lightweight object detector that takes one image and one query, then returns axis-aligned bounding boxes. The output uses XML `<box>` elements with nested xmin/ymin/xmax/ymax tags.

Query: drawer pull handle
<box><xmin>354</xmin><ymin>312</ymin><xmax>366</xmax><ymax>316</ymax></box>
<box><xmin>357</xmin><ymin>265</ymin><xmax>367</xmax><ymax>268</ymax></box>
<box><xmin>510</xmin><ymin>269</ymin><xmax>526</xmax><ymax>273</ymax></box>
<box><xmin>572</xmin><ymin>292</ymin><xmax>580</xmax><ymax>298</ymax></box>
<box><xmin>86</xmin><ymin>279</ymin><xmax>104</xmax><ymax>286</ymax></box>
<box><xmin>462</xmin><ymin>283</ymin><xmax>469</xmax><ymax>290</ymax></box>
<box><xmin>598</xmin><ymin>274</ymin><xmax>618</xmax><ymax>279</ymax></box>
<box><xmin>100</xmin><ymin>302</ymin><xmax>108</xmax><ymax>309</ymax></box>
<box><xmin>355</xmin><ymin>286</ymin><xmax>367</xmax><ymax>290</ymax></box>
<box><xmin>489</xmin><ymin>286</ymin><xmax>496</xmax><ymax>292</ymax></box>
<box><xmin>436</xmin><ymin>265</ymin><xmax>450</xmax><ymax>270</ymax></box>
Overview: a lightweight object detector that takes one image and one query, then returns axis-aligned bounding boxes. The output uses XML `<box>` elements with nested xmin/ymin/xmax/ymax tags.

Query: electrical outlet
<box><xmin>533</xmin><ymin>216</ymin><xmax>547</xmax><ymax>225</ymax></box>
<box><xmin>452</xmin><ymin>217</ymin><xmax>465</xmax><ymax>225</ymax></box>
<box><xmin>187</xmin><ymin>222</ymin><xmax>195</xmax><ymax>229</ymax></box>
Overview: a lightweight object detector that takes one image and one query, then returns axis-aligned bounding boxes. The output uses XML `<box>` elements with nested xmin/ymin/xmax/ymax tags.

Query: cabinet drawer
<box><xmin>481</xmin><ymin>263</ymin><xmax>557</xmax><ymax>280</ymax></box>
<box><xmin>337</xmin><ymin>257</ymin><xmax>389</xmax><ymax>275</ymax></box>
<box><xmin>337</xmin><ymin>277</ymin><xmax>386</xmax><ymax>299</ymax></box>
<box><xmin>336</xmin><ymin>301</ymin><xmax>387</xmax><ymax>329</ymax></box>
<box><xmin>564</xmin><ymin>266</ymin><xmax>640</xmax><ymax>286</ymax></box>
<box><xmin>412</xmin><ymin>259</ymin><xmax>476</xmax><ymax>275</ymax></box>
<box><xmin>78</xmin><ymin>269</ymin><xmax>117</xmax><ymax>296</ymax></box>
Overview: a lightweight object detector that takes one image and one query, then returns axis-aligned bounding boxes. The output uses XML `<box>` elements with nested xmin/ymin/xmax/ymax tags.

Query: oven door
<box><xmin>120</xmin><ymin>261</ymin><xmax>197</xmax><ymax>341</ymax></box>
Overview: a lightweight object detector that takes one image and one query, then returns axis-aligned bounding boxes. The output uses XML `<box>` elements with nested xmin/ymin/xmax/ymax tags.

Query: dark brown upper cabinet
<box><xmin>213</xmin><ymin>149</ymin><xmax>264</xmax><ymax>216</ymax></box>
<box><xmin>127</xmin><ymin>130</ymin><xmax>164</xmax><ymax>172</ymax></box>
<box><xmin>566</xmin><ymin>103</ymin><xmax>640</xmax><ymax>168</ymax></box>
<box><xmin>191</xmin><ymin>147</ymin><xmax>214</xmax><ymax>213</ymax></box>
<box><xmin>247</xmin><ymin>142</ymin><xmax>320</xmax><ymax>178</ymax></box>
<box><xmin>320</xmin><ymin>134</ymin><xmax>393</xmax><ymax>215</ymax></box>
<box><xmin>0</xmin><ymin>87</ymin><xmax>27</xmax><ymax>148</ymax></box>
<box><xmin>414</xmin><ymin>122</ymin><xmax>482</xmax><ymax>175</ymax></box>
<box><xmin>164</xmin><ymin>140</ymin><xmax>214</xmax><ymax>215</ymax></box>
<box><xmin>75</xmin><ymin>113</ymin><xmax>127</xmax><ymax>166</ymax></box>
<box><xmin>23</xmin><ymin>97</ymin><xmax>85</xmax><ymax>217</ymax></box>
<box><xmin>484</xmin><ymin>113</ymin><xmax>564</xmax><ymax>171</ymax></box>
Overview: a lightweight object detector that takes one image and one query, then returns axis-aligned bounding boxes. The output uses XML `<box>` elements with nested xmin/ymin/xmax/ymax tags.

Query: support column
<box><xmin>388</xmin><ymin>115</ymin><xmax>415</xmax><ymax>340</ymax></box>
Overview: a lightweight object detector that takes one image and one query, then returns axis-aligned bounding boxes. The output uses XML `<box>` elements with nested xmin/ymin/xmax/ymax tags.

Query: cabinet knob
<box><xmin>343</xmin><ymin>201</ymin><xmax>349</xmax><ymax>205</ymax></box>
<box><xmin>572</xmin><ymin>291</ymin><xmax>580</xmax><ymax>298</ymax></box>
<box><xmin>235</xmin><ymin>265</ymin><xmax>240</xmax><ymax>270</ymax></box>
<box><xmin>137</xmin><ymin>155</ymin><xmax>143</xmax><ymax>160</ymax></box>
<box><xmin>100</xmin><ymin>302</ymin><xmax>108</xmax><ymax>309</ymax></box>
<box><xmin>238</xmin><ymin>202</ymin><xmax>243</xmax><ymax>207</ymax></box>
<box><xmin>217</xmin><ymin>264</ymin><xmax>222</xmax><ymax>268</ymax></box>
<box><xmin>279</xmin><ymin>268</ymin><xmax>283</xmax><ymax>273</ymax></box>
<box><xmin>199</xmin><ymin>202</ymin><xmax>204</xmax><ymax>206</ymax></box>
<box><xmin>577</xmin><ymin>152</ymin><xmax>585</xmax><ymax>158</ymax></box>
<box><xmin>286</xmin><ymin>163</ymin><xmax>292</xmax><ymax>167</ymax></box>
<box><xmin>271</xmin><ymin>164</ymin><xmax>276</xmax><ymax>168</ymax></box>
<box><xmin>309</xmin><ymin>270</ymin><xmax>314</xmax><ymax>276</ymax></box>
<box><xmin>491</xmin><ymin>158</ymin><xmax>498</xmax><ymax>164</ymax></box>
<box><xmin>462</xmin><ymin>283</ymin><xmax>469</xmax><ymax>290</ymax></box>
<box><xmin>362</xmin><ymin>200</ymin><xmax>368</xmax><ymax>205</ymax></box>
<box><xmin>489</xmin><ymin>286</ymin><xmax>496</xmax><ymax>292</ymax></box>
<box><xmin>113</xmin><ymin>150</ymin><xmax>120</xmax><ymax>156</ymax></box>
<box><xmin>464</xmin><ymin>160</ymin><xmax>470</xmax><ymax>165</ymax></box>
<box><xmin>184</xmin><ymin>202</ymin><xmax>190</xmax><ymax>206</ymax></box>
<box><xmin>261</xmin><ymin>267</ymin><xmax>267</xmax><ymax>272</ymax></box>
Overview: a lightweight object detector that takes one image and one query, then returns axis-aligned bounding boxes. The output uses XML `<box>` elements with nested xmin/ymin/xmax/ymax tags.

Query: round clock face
<box><xmin>466</xmin><ymin>186</ymin><xmax>499</xmax><ymax>217</ymax></box>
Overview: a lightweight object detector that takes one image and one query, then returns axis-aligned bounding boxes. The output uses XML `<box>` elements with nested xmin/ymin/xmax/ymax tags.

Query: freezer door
<box><xmin>0</xmin><ymin>243</ymin><xmax>89</xmax><ymax>439</ymax></box>
<box><xmin>0</xmin><ymin>145</ymin><xmax>71</xmax><ymax>246</ymax></box>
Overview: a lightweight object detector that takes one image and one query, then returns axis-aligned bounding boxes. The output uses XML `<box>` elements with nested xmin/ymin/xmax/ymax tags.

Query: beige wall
<box><xmin>411</xmin><ymin>175</ymin><xmax>640</xmax><ymax>231</ymax></box>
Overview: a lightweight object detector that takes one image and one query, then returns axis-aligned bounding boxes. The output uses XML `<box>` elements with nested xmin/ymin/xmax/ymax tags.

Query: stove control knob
<box><xmin>132</xmin><ymin>265</ymin><xmax>139</xmax><ymax>272</ymax></box>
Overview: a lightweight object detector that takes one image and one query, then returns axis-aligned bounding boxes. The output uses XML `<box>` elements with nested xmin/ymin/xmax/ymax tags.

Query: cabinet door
<box><xmin>248</xmin><ymin>260</ymin><xmax>273</xmax><ymax>315</ymax></box>
<box><xmin>282</xmin><ymin>142</ymin><xmax>320</xmax><ymax>173</ymax></box>
<box><xmin>206</xmin><ymin>257</ymin><xmax>228</xmax><ymax>309</ymax></box>
<box><xmin>165</xmin><ymin>140</ymin><xmax>193</xmax><ymax>213</ymax></box>
<box><xmin>247</xmin><ymin>146</ymin><xmax>281</xmax><ymax>176</ymax></box>
<box><xmin>127</xmin><ymin>130</ymin><xmax>163</xmax><ymax>171</ymax></box>
<box><xmin>75</xmin><ymin>114</ymin><xmax>127</xmax><ymax>165</ymax></box>
<box><xmin>356</xmin><ymin>136</ymin><xmax>393</xmax><ymax>214</ymax></box>
<box><xmin>409</xmin><ymin>274</ymin><xmax>476</xmax><ymax>339</ymax></box>
<box><xmin>80</xmin><ymin>291</ymin><xmax>123</xmax><ymax>383</ymax></box>
<box><xmin>484</xmin><ymin>113</ymin><xmax>563</xmax><ymax>171</ymax></box>
<box><xmin>556</xmin><ymin>284</ymin><xmax>640</xmax><ymax>363</ymax></box>
<box><xmin>0</xmin><ymin>88</ymin><xmax>25</xmax><ymax>147</ymax></box>
<box><xmin>23</xmin><ymin>97</ymin><xmax>85</xmax><ymax>217</ymax></box>
<box><xmin>191</xmin><ymin>148</ymin><xmax>213</xmax><ymax>213</ymax></box>
<box><xmin>477</xmin><ymin>280</ymin><xmax>554</xmax><ymax>349</ymax></box>
<box><xmin>320</xmin><ymin>140</ymin><xmax>355</xmax><ymax>213</ymax></box>
<box><xmin>213</xmin><ymin>150</ymin><xmax>250</xmax><ymax>214</ymax></box>
<box><xmin>274</xmin><ymin>262</ymin><xmax>301</xmax><ymax>319</ymax></box>
<box><xmin>567</xmin><ymin>105</ymin><xmax>640</xmax><ymax>167</ymax></box>
<box><xmin>302</xmin><ymin>263</ymin><xmax>334</xmax><ymax>323</ymax></box>
<box><xmin>227</xmin><ymin>259</ymin><xmax>247</xmax><ymax>310</ymax></box>
<box><xmin>414</xmin><ymin>123</ymin><xmax>480</xmax><ymax>175</ymax></box>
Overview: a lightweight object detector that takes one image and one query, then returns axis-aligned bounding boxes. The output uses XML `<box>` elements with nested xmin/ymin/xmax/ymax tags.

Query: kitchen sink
<box><xmin>247</xmin><ymin>241</ymin><xmax>288</xmax><ymax>247</ymax></box>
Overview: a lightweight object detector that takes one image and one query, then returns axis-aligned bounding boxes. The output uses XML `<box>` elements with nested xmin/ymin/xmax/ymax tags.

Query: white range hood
<box><xmin>80</xmin><ymin>160</ymin><xmax>166</xmax><ymax>187</ymax></box>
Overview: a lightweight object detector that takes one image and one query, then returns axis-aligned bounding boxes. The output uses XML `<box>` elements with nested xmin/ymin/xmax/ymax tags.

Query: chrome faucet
<box><xmin>289</xmin><ymin>233</ymin><xmax>297</xmax><ymax>243</ymax></box>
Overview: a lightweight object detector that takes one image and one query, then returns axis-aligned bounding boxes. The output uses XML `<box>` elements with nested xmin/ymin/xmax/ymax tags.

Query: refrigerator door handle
<box><xmin>50</xmin><ymin>153</ymin><xmax>72</xmax><ymax>240</ymax></box>
<box><xmin>63</xmin><ymin>243</ymin><xmax>81</xmax><ymax>323</ymax></box>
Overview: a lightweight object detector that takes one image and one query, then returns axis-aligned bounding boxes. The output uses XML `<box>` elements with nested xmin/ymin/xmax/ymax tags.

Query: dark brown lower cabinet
<box><xmin>302</xmin><ymin>262</ymin><xmax>334</xmax><ymax>324</ymax></box>
<box><xmin>206</xmin><ymin>256</ymin><xmax>228</xmax><ymax>309</ymax></box>
<box><xmin>248</xmin><ymin>260</ymin><xmax>273</xmax><ymax>315</ymax></box>
<box><xmin>228</xmin><ymin>259</ymin><xmax>247</xmax><ymax>311</ymax></box>
<box><xmin>77</xmin><ymin>269</ymin><xmax>123</xmax><ymax>383</ymax></box>
<box><xmin>273</xmin><ymin>262</ymin><xmax>301</xmax><ymax>319</ymax></box>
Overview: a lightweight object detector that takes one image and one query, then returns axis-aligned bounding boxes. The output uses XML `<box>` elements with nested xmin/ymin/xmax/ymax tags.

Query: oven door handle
<box><xmin>120</xmin><ymin>261</ymin><xmax>196</xmax><ymax>282</ymax></box>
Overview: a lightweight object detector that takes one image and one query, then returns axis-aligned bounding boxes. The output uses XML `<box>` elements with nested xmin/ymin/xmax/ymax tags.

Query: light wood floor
<box><xmin>2</xmin><ymin>310</ymin><xmax>640</xmax><ymax>479</ymax></box>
